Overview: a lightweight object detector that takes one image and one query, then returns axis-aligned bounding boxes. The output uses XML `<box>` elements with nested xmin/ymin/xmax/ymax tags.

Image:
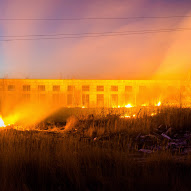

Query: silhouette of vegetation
<box><xmin>0</xmin><ymin>107</ymin><xmax>191</xmax><ymax>191</ymax></box>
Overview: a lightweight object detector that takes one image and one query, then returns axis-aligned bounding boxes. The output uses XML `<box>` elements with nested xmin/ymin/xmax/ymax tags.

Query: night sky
<box><xmin>0</xmin><ymin>0</ymin><xmax>191</xmax><ymax>79</ymax></box>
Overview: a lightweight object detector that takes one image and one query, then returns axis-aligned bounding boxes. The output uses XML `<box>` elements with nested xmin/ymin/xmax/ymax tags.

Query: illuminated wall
<box><xmin>0</xmin><ymin>79</ymin><xmax>189</xmax><ymax>112</ymax></box>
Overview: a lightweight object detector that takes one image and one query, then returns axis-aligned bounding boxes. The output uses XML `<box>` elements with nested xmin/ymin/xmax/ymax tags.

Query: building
<box><xmin>0</xmin><ymin>79</ymin><xmax>189</xmax><ymax>111</ymax></box>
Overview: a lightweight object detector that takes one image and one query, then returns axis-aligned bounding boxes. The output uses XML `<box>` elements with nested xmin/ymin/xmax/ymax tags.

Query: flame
<box><xmin>112</xmin><ymin>104</ymin><xmax>134</xmax><ymax>108</ymax></box>
<box><xmin>4</xmin><ymin>114</ymin><xmax>18</xmax><ymax>126</ymax></box>
<box><xmin>156</xmin><ymin>101</ymin><xmax>161</xmax><ymax>107</ymax></box>
<box><xmin>125</xmin><ymin>104</ymin><xmax>133</xmax><ymax>108</ymax></box>
<box><xmin>151</xmin><ymin>112</ymin><xmax>157</xmax><ymax>116</ymax></box>
<box><xmin>120</xmin><ymin>115</ymin><xmax>131</xmax><ymax>118</ymax></box>
<box><xmin>0</xmin><ymin>116</ymin><xmax>6</xmax><ymax>128</ymax></box>
<box><xmin>120</xmin><ymin>114</ymin><xmax>136</xmax><ymax>118</ymax></box>
<box><xmin>0</xmin><ymin>114</ymin><xmax>17</xmax><ymax>128</ymax></box>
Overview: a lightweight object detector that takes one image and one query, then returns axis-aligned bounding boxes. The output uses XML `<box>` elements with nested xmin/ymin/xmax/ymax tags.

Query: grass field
<box><xmin>0</xmin><ymin>107</ymin><xmax>191</xmax><ymax>191</ymax></box>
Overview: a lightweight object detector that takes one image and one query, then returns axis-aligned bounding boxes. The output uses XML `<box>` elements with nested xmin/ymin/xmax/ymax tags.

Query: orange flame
<box><xmin>125</xmin><ymin>104</ymin><xmax>133</xmax><ymax>108</ymax></box>
<box><xmin>0</xmin><ymin>116</ymin><xmax>6</xmax><ymax>128</ymax></box>
<box><xmin>156</xmin><ymin>101</ymin><xmax>161</xmax><ymax>106</ymax></box>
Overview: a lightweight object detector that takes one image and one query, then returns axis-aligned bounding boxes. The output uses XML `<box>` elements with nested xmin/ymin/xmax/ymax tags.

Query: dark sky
<box><xmin>0</xmin><ymin>0</ymin><xmax>191</xmax><ymax>79</ymax></box>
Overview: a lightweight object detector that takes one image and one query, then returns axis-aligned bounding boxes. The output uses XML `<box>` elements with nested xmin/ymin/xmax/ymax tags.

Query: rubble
<box><xmin>161</xmin><ymin>133</ymin><xmax>171</xmax><ymax>140</ymax></box>
<box><xmin>76</xmin><ymin>120</ymin><xmax>191</xmax><ymax>155</ymax></box>
<box><xmin>134</xmin><ymin>124</ymin><xmax>191</xmax><ymax>154</ymax></box>
<box><xmin>49</xmin><ymin>115</ymin><xmax>191</xmax><ymax>156</ymax></box>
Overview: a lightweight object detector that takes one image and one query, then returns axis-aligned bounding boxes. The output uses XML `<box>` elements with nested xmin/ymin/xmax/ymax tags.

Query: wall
<box><xmin>0</xmin><ymin>79</ymin><xmax>188</xmax><ymax>113</ymax></box>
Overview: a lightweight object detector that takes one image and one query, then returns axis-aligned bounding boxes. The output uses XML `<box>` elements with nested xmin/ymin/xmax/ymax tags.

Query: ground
<box><xmin>0</xmin><ymin>107</ymin><xmax>191</xmax><ymax>191</ymax></box>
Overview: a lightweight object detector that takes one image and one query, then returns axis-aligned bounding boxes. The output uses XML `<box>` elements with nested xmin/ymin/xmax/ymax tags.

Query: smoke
<box><xmin>1</xmin><ymin>0</ymin><xmax>54</xmax><ymax>78</ymax></box>
<box><xmin>3</xmin><ymin>102</ymin><xmax>60</xmax><ymax>127</ymax></box>
<box><xmin>1</xmin><ymin>0</ymin><xmax>191</xmax><ymax>79</ymax></box>
<box><xmin>153</xmin><ymin>12</ymin><xmax>191</xmax><ymax>80</ymax></box>
<box><xmin>64</xmin><ymin>116</ymin><xmax>78</xmax><ymax>131</ymax></box>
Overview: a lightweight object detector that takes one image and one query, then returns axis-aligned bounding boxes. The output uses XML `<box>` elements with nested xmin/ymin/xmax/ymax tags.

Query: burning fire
<box><xmin>120</xmin><ymin>114</ymin><xmax>136</xmax><ymax>119</ymax></box>
<box><xmin>125</xmin><ymin>104</ymin><xmax>133</xmax><ymax>108</ymax></box>
<box><xmin>0</xmin><ymin>116</ymin><xmax>6</xmax><ymax>128</ymax></box>
<box><xmin>120</xmin><ymin>112</ymin><xmax>158</xmax><ymax>119</ymax></box>
<box><xmin>156</xmin><ymin>101</ymin><xmax>161</xmax><ymax>107</ymax></box>
<box><xmin>113</xmin><ymin>101</ymin><xmax>162</xmax><ymax>108</ymax></box>
<box><xmin>0</xmin><ymin>115</ymin><xmax>16</xmax><ymax>128</ymax></box>
<box><xmin>113</xmin><ymin>104</ymin><xmax>134</xmax><ymax>108</ymax></box>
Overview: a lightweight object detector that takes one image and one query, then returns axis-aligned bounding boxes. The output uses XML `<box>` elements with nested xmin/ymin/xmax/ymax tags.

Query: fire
<box><xmin>120</xmin><ymin>115</ymin><xmax>131</xmax><ymax>118</ymax></box>
<box><xmin>0</xmin><ymin>116</ymin><xmax>6</xmax><ymax>128</ymax></box>
<box><xmin>120</xmin><ymin>114</ymin><xmax>136</xmax><ymax>118</ymax></box>
<box><xmin>156</xmin><ymin>101</ymin><xmax>161</xmax><ymax>106</ymax></box>
<box><xmin>0</xmin><ymin>114</ymin><xmax>17</xmax><ymax>128</ymax></box>
<box><xmin>125</xmin><ymin>104</ymin><xmax>133</xmax><ymax>108</ymax></box>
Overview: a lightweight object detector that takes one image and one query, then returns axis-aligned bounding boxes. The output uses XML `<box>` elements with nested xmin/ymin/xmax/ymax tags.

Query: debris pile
<box><xmin>75</xmin><ymin>118</ymin><xmax>191</xmax><ymax>155</ymax></box>
<box><xmin>136</xmin><ymin>124</ymin><xmax>191</xmax><ymax>154</ymax></box>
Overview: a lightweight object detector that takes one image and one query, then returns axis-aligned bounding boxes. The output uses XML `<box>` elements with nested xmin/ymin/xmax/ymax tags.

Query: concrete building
<box><xmin>0</xmin><ymin>79</ymin><xmax>189</xmax><ymax>111</ymax></box>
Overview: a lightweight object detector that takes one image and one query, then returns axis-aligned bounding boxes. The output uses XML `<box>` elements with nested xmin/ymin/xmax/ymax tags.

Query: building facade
<box><xmin>0</xmin><ymin>79</ymin><xmax>189</xmax><ymax>111</ymax></box>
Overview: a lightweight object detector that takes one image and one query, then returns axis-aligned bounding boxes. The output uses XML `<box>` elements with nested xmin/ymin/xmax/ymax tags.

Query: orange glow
<box><xmin>0</xmin><ymin>115</ymin><xmax>16</xmax><ymax>128</ymax></box>
<box><xmin>3</xmin><ymin>114</ymin><xmax>18</xmax><ymax>126</ymax></box>
<box><xmin>156</xmin><ymin>101</ymin><xmax>161</xmax><ymax>106</ymax></box>
<box><xmin>120</xmin><ymin>115</ymin><xmax>131</xmax><ymax>118</ymax></box>
<box><xmin>125</xmin><ymin>104</ymin><xmax>133</xmax><ymax>108</ymax></box>
<box><xmin>151</xmin><ymin>113</ymin><xmax>157</xmax><ymax>116</ymax></box>
<box><xmin>0</xmin><ymin>116</ymin><xmax>6</xmax><ymax>128</ymax></box>
<box><xmin>120</xmin><ymin>114</ymin><xmax>136</xmax><ymax>118</ymax></box>
<box><xmin>113</xmin><ymin>104</ymin><xmax>134</xmax><ymax>108</ymax></box>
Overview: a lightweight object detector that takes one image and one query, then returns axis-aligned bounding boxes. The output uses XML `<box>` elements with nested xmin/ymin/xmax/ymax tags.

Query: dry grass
<box><xmin>0</xmin><ymin>107</ymin><xmax>191</xmax><ymax>190</ymax></box>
